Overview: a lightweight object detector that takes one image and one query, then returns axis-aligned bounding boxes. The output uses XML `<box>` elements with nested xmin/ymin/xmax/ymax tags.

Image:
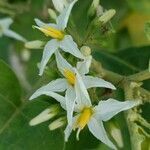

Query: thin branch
<box><xmin>128</xmin><ymin>69</ymin><xmax>150</xmax><ymax>82</ymax></box>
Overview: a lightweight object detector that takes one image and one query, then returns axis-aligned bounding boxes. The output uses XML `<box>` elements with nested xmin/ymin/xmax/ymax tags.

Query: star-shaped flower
<box><xmin>64</xmin><ymin>75</ymin><xmax>139</xmax><ymax>149</ymax></box>
<box><xmin>30</xmin><ymin>73</ymin><xmax>138</xmax><ymax>149</ymax></box>
<box><xmin>30</xmin><ymin>50</ymin><xmax>116</xmax><ymax>126</ymax></box>
<box><xmin>0</xmin><ymin>17</ymin><xmax>26</xmax><ymax>42</ymax></box>
<box><xmin>33</xmin><ymin>0</ymin><xmax>84</xmax><ymax>75</ymax></box>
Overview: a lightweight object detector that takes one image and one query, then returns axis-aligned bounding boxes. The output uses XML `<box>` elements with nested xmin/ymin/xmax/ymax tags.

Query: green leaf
<box><xmin>0</xmin><ymin>60</ymin><xmax>64</xmax><ymax>149</ymax></box>
<box><xmin>93</xmin><ymin>46</ymin><xmax>150</xmax><ymax>75</ymax></box>
<box><xmin>0</xmin><ymin>99</ymin><xmax>64</xmax><ymax>150</ymax></box>
<box><xmin>0</xmin><ymin>60</ymin><xmax>21</xmax><ymax>106</ymax></box>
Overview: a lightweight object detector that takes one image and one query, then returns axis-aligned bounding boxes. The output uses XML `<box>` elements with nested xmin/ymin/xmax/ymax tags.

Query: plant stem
<box><xmin>124</xmin><ymin>82</ymin><xmax>143</xmax><ymax>150</ymax></box>
<box><xmin>92</xmin><ymin>59</ymin><xmax>150</xmax><ymax>94</ymax></box>
<box><xmin>128</xmin><ymin>69</ymin><xmax>150</xmax><ymax>82</ymax></box>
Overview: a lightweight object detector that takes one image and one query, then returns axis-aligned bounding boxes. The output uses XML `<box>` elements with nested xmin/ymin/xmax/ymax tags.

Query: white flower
<box><xmin>52</xmin><ymin>0</ymin><xmax>75</xmax><ymax>13</ymax></box>
<box><xmin>30</xmin><ymin>50</ymin><xmax>116</xmax><ymax>126</ymax></box>
<box><xmin>0</xmin><ymin>17</ymin><xmax>26</xmax><ymax>42</ymax></box>
<box><xmin>64</xmin><ymin>78</ymin><xmax>138</xmax><ymax>149</ymax></box>
<box><xmin>33</xmin><ymin>0</ymin><xmax>84</xmax><ymax>75</ymax></box>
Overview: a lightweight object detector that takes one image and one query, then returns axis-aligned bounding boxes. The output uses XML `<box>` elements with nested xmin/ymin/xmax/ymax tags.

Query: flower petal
<box><xmin>83</xmin><ymin>76</ymin><xmax>116</xmax><ymax>90</ymax></box>
<box><xmin>3</xmin><ymin>29</ymin><xmax>27</xmax><ymax>42</ymax></box>
<box><xmin>55</xmin><ymin>50</ymin><xmax>74</xmax><ymax>75</ymax></box>
<box><xmin>88</xmin><ymin>117</ymin><xmax>116</xmax><ymax>150</ymax></box>
<box><xmin>75</xmin><ymin>71</ymin><xmax>91</xmax><ymax>108</ymax></box>
<box><xmin>64</xmin><ymin>115</ymin><xmax>79</xmax><ymax>142</ymax></box>
<box><xmin>60</xmin><ymin>35</ymin><xmax>84</xmax><ymax>59</ymax></box>
<box><xmin>65</xmin><ymin>86</ymin><xmax>76</xmax><ymax>125</ymax></box>
<box><xmin>34</xmin><ymin>18</ymin><xmax>58</xmax><ymax>29</ymax></box>
<box><xmin>64</xmin><ymin>124</ymin><xmax>72</xmax><ymax>142</ymax></box>
<box><xmin>0</xmin><ymin>17</ymin><xmax>13</xmax><ymax>29</ymax></box>
<box><xmin>94</xmin><ymin>98</ymin><xmax>138</xmax><ymax>121</ymax></box>
<box><xmin>39</xmin><ymin>39</ymin><xmax>58</xmax><ymax>76</ymax></box>
<box><xmin>77</xmin><ymin>56</ymin><xmax>92</xmax><ymax>75</ymax></box>
<box><xmin>52</xmin><ymin>0</ymin><xmax>67</xmax><ymax>12</ymax></box>
<box><xmin>56</xmin><ymin>0</ymin><xmax>77</xmax><ymax>30</ymax></box>
<box><xmin>30</xmin><ymin>91</ymin><xmax>66</xmax><ymax>109</ymax></box>
<box><xmin>45</xmin><ymin>92</ymin><xmax>66</xmax><ymax>109</ymax></box>
<box><xmin>29</xmin><ymin>78</ymin><xmax>68</xmax><ymax>99</ymax></box>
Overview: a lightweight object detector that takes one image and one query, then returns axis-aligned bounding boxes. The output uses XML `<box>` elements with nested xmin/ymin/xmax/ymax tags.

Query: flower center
<box><xmin>64</xmin><ymin>69</ymin><xmax>76</xmax><ymax>86</ymax></box>
<box><xmin>34</xmin><ymin>26</ymin><xmax>64</xmax><ymax>40</ymax></box>
<box><xmin>76</xmin><ymin>107</ymin><xmax>93</xmax><ymax>130</ymax></box>
<box><xmin>74</xmin><ymin>107</ymin><xmax>93</xmax><ymax>140</ymax></box>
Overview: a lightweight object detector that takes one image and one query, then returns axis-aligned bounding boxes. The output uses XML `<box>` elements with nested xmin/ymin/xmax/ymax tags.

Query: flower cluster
<box><xmin>29</xmin><ymin>0</ymin><xmax>138</xmax><ymax>149</ymax></box>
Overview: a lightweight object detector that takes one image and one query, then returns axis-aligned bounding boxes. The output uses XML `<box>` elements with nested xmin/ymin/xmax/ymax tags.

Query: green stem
<box><xmin>92</xmin><ymin>59</ymin><xmax>125</xmax><ymax>86</ymax></box>
<box><xmin>128</xmin><ymin>69</ymin><xmax>150</xmax><ymax>82</ymax></box>
<box><xmin>92</xmin><ymin>59</ymin><xmax>150</xmax><ymax>97</ymax></box>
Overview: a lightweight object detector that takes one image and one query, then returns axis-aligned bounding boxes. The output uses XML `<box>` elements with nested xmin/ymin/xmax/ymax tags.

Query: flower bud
<box><xmin>49</xmin><ymin>117</ymin><xmax>66</xmax><ymax>130</ymax></box>
<box><xmin>21</xmin><ymin>49</ymin><xmax>31</xmax><ymax>61</ymax></box>
<box><xmin>48</xmin><ymin>8</ymin><xmax>57</xmax><ymax>20</ymax></box>
<box><xmin>80</xmin><ymin>46</ymin><xmax>91</xmax><ymax>56</ymax></box>
<box><xmin>96</xmin><ymin>5</ymin><xmax>103</xmax><ymax>17</ymax></box>
<box><xmin>29</xmin><ymin>105</ymin><xmax>59</xmax><ymax>126</ymax></box>
<box><xmin>25</xmin><ymin>40</ymin><xmax>45</xmax><ymax>49</ymax></box>
<box><xmin>99</xmin><ymin>9</ymin><xmax>116</xmax><ymax>24</ymax></box>
<box><xmin>88</xmin><ymin>0</ymin><xmax>100</xmax><ymax>17</ymax></box>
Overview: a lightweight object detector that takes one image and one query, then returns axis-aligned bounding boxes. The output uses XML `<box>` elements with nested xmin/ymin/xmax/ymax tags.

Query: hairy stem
<box><xmin>124</xmin><ymin>82</ymin><xmax>143</xmax><ymax>150</ymax></box>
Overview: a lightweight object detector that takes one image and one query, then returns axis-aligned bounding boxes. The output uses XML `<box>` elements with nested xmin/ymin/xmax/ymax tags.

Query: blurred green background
<box><xmin>0</xmin><ymin>0</ymin><xmax>149</xmax><ymax>150</ymax></box>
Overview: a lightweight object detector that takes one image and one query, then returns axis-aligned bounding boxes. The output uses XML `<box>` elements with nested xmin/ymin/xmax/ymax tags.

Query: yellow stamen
<box><xmin>34</xmin><ymin>26</ymin><xmax>64</xmax><ymax>40</ymax></box>
<box><xmin>76</xmin><ymin>107</ymin><xmax>93</xmax><ymax>130</ymax></box>
<box><xmin>64</xmin><ymin>69</ymin><xmax>76</xmax><ymax>86</ymax></box>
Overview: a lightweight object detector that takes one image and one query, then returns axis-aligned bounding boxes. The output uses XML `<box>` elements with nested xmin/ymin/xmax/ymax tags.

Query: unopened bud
<box><xmin>21</xmin><ymin>49</ymin><xmax>31</xmax><ymax>61</ymax></box>
<box><xmin>29</xmin><ymin>105</ymin><xmax>59</xmax><ymax>126</ymax></box>
<box><xmin>48</xmin><ymin>8</ymin><xmax>57</xmax><ymax>20</ymax></box>
<box><xmin>88</xmin><ymin>0</ymin><xmax>100</xmax><ymax>17</ymax></box>
<box><xmin>25</xmin><ymin>40</ymin><xmax>45</xmax><ymax>49</ymax></box>
<box><xmin>99</xmin><ymin>9</ymin><xmax>116</xmax><ymax>24</ymax></box>
<box><xmin>49</xmin><ymin>117</ymin><xmax>66</xmax><ymax>130</ymax></box>
<box><xmin>96</xmin><ymin>5</ymin><xmax>103</xmax><ymax>17</ymax></box>
<box><xmin>80</xmin><ymin>46</ymin><xmax>91</xmax><ymax>56</ymax></box>
<box><xmin>110</xmin><ymin>124</ymin><xmax>124</xmax><ymax>148</ymax></box>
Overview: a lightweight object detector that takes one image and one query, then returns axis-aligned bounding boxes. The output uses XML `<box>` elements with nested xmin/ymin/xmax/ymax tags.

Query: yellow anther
<box><xmin>64</xmin><ymin>69</ymin><xmax>76</xmax><ymax>86</ymax></box>
<box><xmin>76</xmin><ymin>107</ymin><xmax>93</xmax><ymax>129</ymax></box>
<box><xmin>34</xmin><ymin>26</ymin><xmax>64</xmax><ymax>40</ymax></box>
